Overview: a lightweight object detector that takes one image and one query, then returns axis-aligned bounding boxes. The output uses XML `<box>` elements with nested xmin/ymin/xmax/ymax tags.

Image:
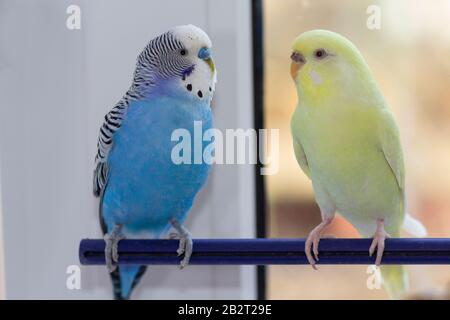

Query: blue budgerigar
<box><xmin>93</xmin><ymin>25</ymin><xmax>217</xmax><ymax>300</ymax></box>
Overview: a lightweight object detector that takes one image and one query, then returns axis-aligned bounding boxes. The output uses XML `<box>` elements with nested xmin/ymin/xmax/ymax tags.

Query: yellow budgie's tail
<box><xmin>381</xmin><ymin>265</ymin><xmax>409</xmax><ymax>299</ymax></box>
<box><xmin>381</xmin><ymin>213</ymin><xmax>426</xmax><ymax>299</ymax></box>
<box><xmin>402</xmin><ymin>213</ymin><xmax>427</xmax><ymax>237</ymax></box>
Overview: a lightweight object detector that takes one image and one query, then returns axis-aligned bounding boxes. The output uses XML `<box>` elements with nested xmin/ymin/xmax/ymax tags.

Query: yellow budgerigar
<box><xmin>289</xmin><ymin>30</ymin><xmax>427</xmax><ymax>298</ymax></box>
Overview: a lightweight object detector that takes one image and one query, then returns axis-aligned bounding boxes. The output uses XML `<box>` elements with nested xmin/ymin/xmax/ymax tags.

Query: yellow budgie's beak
<box><xmin>290</xmin><ymin>51</ymin><xmax>305</xmax><ymax>80</ymax></box>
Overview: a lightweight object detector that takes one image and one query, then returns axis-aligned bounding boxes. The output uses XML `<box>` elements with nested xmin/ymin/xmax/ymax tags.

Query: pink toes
<box><xmin>369</xmin><ymin>218</ymin><xmax>391</xmax><ymax>266</ymax></box>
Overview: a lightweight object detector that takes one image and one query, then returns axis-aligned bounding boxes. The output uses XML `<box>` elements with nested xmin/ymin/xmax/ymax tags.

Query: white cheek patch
<box><xmin>309</xmin><ymin>69</ymin><xmax>322</xmax><ymax>85</ymax></box>
<box><xmin>181</xmin><ymin>60</ymin><xmax>216</xmax><ymax>102</ymax></box>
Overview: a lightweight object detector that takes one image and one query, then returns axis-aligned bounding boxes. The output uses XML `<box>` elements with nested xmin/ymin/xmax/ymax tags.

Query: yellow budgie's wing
<box><xmin>293</xmin><ymin>138</ymin><xmax>311</xmax><ymax>179</ymax></box>
<box><xmin>378</xmin><ymin>110</ymin><xmax>405</xmax><ymax>193</ymax></box>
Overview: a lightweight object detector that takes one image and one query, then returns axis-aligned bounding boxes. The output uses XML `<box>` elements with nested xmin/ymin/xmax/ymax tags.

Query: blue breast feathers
<box><xmin>101</xmin><ymin>91</ymin><xmax>213</xmax><ymax>236</ymax></box>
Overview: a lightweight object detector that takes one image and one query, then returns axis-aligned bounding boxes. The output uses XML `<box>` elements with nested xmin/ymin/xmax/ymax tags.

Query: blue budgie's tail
<box><xmin>109</xmin><ymin>265</ymin><xmax>147</xmax><ymax>300</ymax></box>
<box><xmin>99</xmin><ymin>200</ymin><xmax>147</xmax><ymax>300</ymax></box>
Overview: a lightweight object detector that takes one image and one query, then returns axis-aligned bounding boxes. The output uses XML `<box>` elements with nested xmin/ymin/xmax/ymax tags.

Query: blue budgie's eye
<box><xmin>180</xmin><ymin>49</ymin><xmax>187</xmax><ymax>56</ymax></box>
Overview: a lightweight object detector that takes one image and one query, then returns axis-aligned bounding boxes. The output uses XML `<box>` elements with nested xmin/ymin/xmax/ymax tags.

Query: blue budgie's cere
<box><xmin>93</xmin><ymin>25</ymin><xmax>217</xmax><ymax>300</ymax></box>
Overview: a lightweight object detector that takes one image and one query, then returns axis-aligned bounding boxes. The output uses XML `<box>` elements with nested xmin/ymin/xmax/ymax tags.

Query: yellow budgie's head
<box><xmin>291</xmin><ymin>30</ymin><xmax>378</xmax><ymax>104</ymax></box>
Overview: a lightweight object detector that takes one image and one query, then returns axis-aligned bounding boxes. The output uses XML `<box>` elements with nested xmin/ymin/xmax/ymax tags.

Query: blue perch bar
<box><xmin>79</xmin><ymin>238</ymin><xmax>450</xmax><ymax>265</ymax></box>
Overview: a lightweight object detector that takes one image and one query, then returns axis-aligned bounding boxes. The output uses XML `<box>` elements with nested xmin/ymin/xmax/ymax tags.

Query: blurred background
<box><xmin>264</xmin><ymin>0</ymin><xmax>450</xmax><ymax>299</ymax></box>
<box><xmin>0</xmin><ymin>0</ymin><xmax>449</xmax><ymax>300</ymax></box>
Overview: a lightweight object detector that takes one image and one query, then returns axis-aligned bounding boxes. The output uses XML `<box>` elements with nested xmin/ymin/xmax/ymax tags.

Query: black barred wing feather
<box><xmin>93</xmin><ymin>30</ymin><xmax>184</xmax><ymax>197</ymax></box>
<box><xmin>93</xmin><ymin>96</ymin><xmax>129</xmax><ymax>197</ymax></box>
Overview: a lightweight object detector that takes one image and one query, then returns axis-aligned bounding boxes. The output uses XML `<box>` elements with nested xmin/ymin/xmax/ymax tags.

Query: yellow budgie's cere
<box><xmin>289</xmin><ymin>30</ymin><xmax>427</xmax><ymax>299</ymax></box>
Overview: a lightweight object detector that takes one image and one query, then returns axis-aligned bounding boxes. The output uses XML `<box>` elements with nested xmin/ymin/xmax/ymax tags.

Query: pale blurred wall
<box><xmin>0</xmin><ymin>0</ymin><xmax>256</xmax><ymax>299</ymax></box>
<box><xmin>0</xmin><ymin>170</ymin><xmax>4</xmax><ymax>299</ymax></box>
<box><xmin>264</xmin><ymin>0</ymin><xmax>450</xmax><ymax>299</ymax></box>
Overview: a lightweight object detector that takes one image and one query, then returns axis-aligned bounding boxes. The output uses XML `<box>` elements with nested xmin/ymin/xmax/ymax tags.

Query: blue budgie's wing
<box><xmin>93</xmin><ymin>94</ymin><xmax>149</xmax><ymax>300</ymax></box>
<box><xmin>93</xmin><ymin>96</ymin><xmax>130</xmax><ymax>197</ymax></box>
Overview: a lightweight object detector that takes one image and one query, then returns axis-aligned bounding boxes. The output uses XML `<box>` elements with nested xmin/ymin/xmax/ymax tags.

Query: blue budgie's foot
<box><xmin>170</xmin><ymin>218</ymin><xmax>193</xmax><ymax>269</ymax></box>
<box><xmin>104</xmin><ymin>224</ymin><xmax>124</xmax><ymax>273</ymax></box>
<box><xmin>305</xmin><ymin>215</ymin><xmax>334</xmax><ymax>270</ymax></box>
<box><xmin>369</xmin><ymin>218</ymin><xmax>391</xmax><ymax>266</ymax></box>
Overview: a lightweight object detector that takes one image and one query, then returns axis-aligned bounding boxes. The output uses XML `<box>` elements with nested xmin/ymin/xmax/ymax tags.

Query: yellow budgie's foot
<box><xmin>369</xmin><ymin>218</ymin><xmax>391</xmax><ymax>266</ymax></box>
<box><xmin>305</xmin><ymin>216</ymin><xmax>334</xmax><ymax>270</ymax></box>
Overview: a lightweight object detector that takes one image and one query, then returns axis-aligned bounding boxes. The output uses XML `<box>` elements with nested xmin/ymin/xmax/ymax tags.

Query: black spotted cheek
<box><xmin>186</xmin><ymin>84</ymin><xmax>192</xmax><ymax>91</ymax></box>
<box><xmin>197</xmin><ymin>90</ymin><xmax>203</xmax><ymax>98</ymax></box>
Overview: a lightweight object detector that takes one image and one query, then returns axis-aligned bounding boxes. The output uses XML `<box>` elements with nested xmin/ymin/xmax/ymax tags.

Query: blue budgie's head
<box><xmin>131</xmin><ymin>24</ymin><xmax>217</xmax><ymax>102</ymax></box>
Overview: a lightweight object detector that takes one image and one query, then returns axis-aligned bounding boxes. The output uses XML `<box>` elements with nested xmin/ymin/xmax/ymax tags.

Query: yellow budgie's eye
<box><xmin>314</xmin><ymin>48</ymin><xmax>327</xmax><ymax>59</ymax></box>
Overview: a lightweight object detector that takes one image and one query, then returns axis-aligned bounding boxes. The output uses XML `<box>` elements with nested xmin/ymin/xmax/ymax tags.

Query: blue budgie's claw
<box><xmin>104</xmin><ymin>224</ymin><xmax>124</xmax><ymax>273</ymax></box>
<box><xmin>170</xmin><ymin>218</ymin><xmax>193</xmax><ymax>269</ymax></box>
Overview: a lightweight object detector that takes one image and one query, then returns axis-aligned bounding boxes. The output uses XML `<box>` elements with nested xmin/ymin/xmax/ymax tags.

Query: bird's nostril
<box><xmin>291</xmin><ymin>52</ymin><xmax>305</xmax><ymax>64</ymax></box>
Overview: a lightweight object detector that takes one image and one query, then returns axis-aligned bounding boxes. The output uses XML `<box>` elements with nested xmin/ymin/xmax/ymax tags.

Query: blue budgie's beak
<box><xmin>198</xmin><ymin>47</ymin><xmax>215</xmax><ymax>74</ymax></box>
